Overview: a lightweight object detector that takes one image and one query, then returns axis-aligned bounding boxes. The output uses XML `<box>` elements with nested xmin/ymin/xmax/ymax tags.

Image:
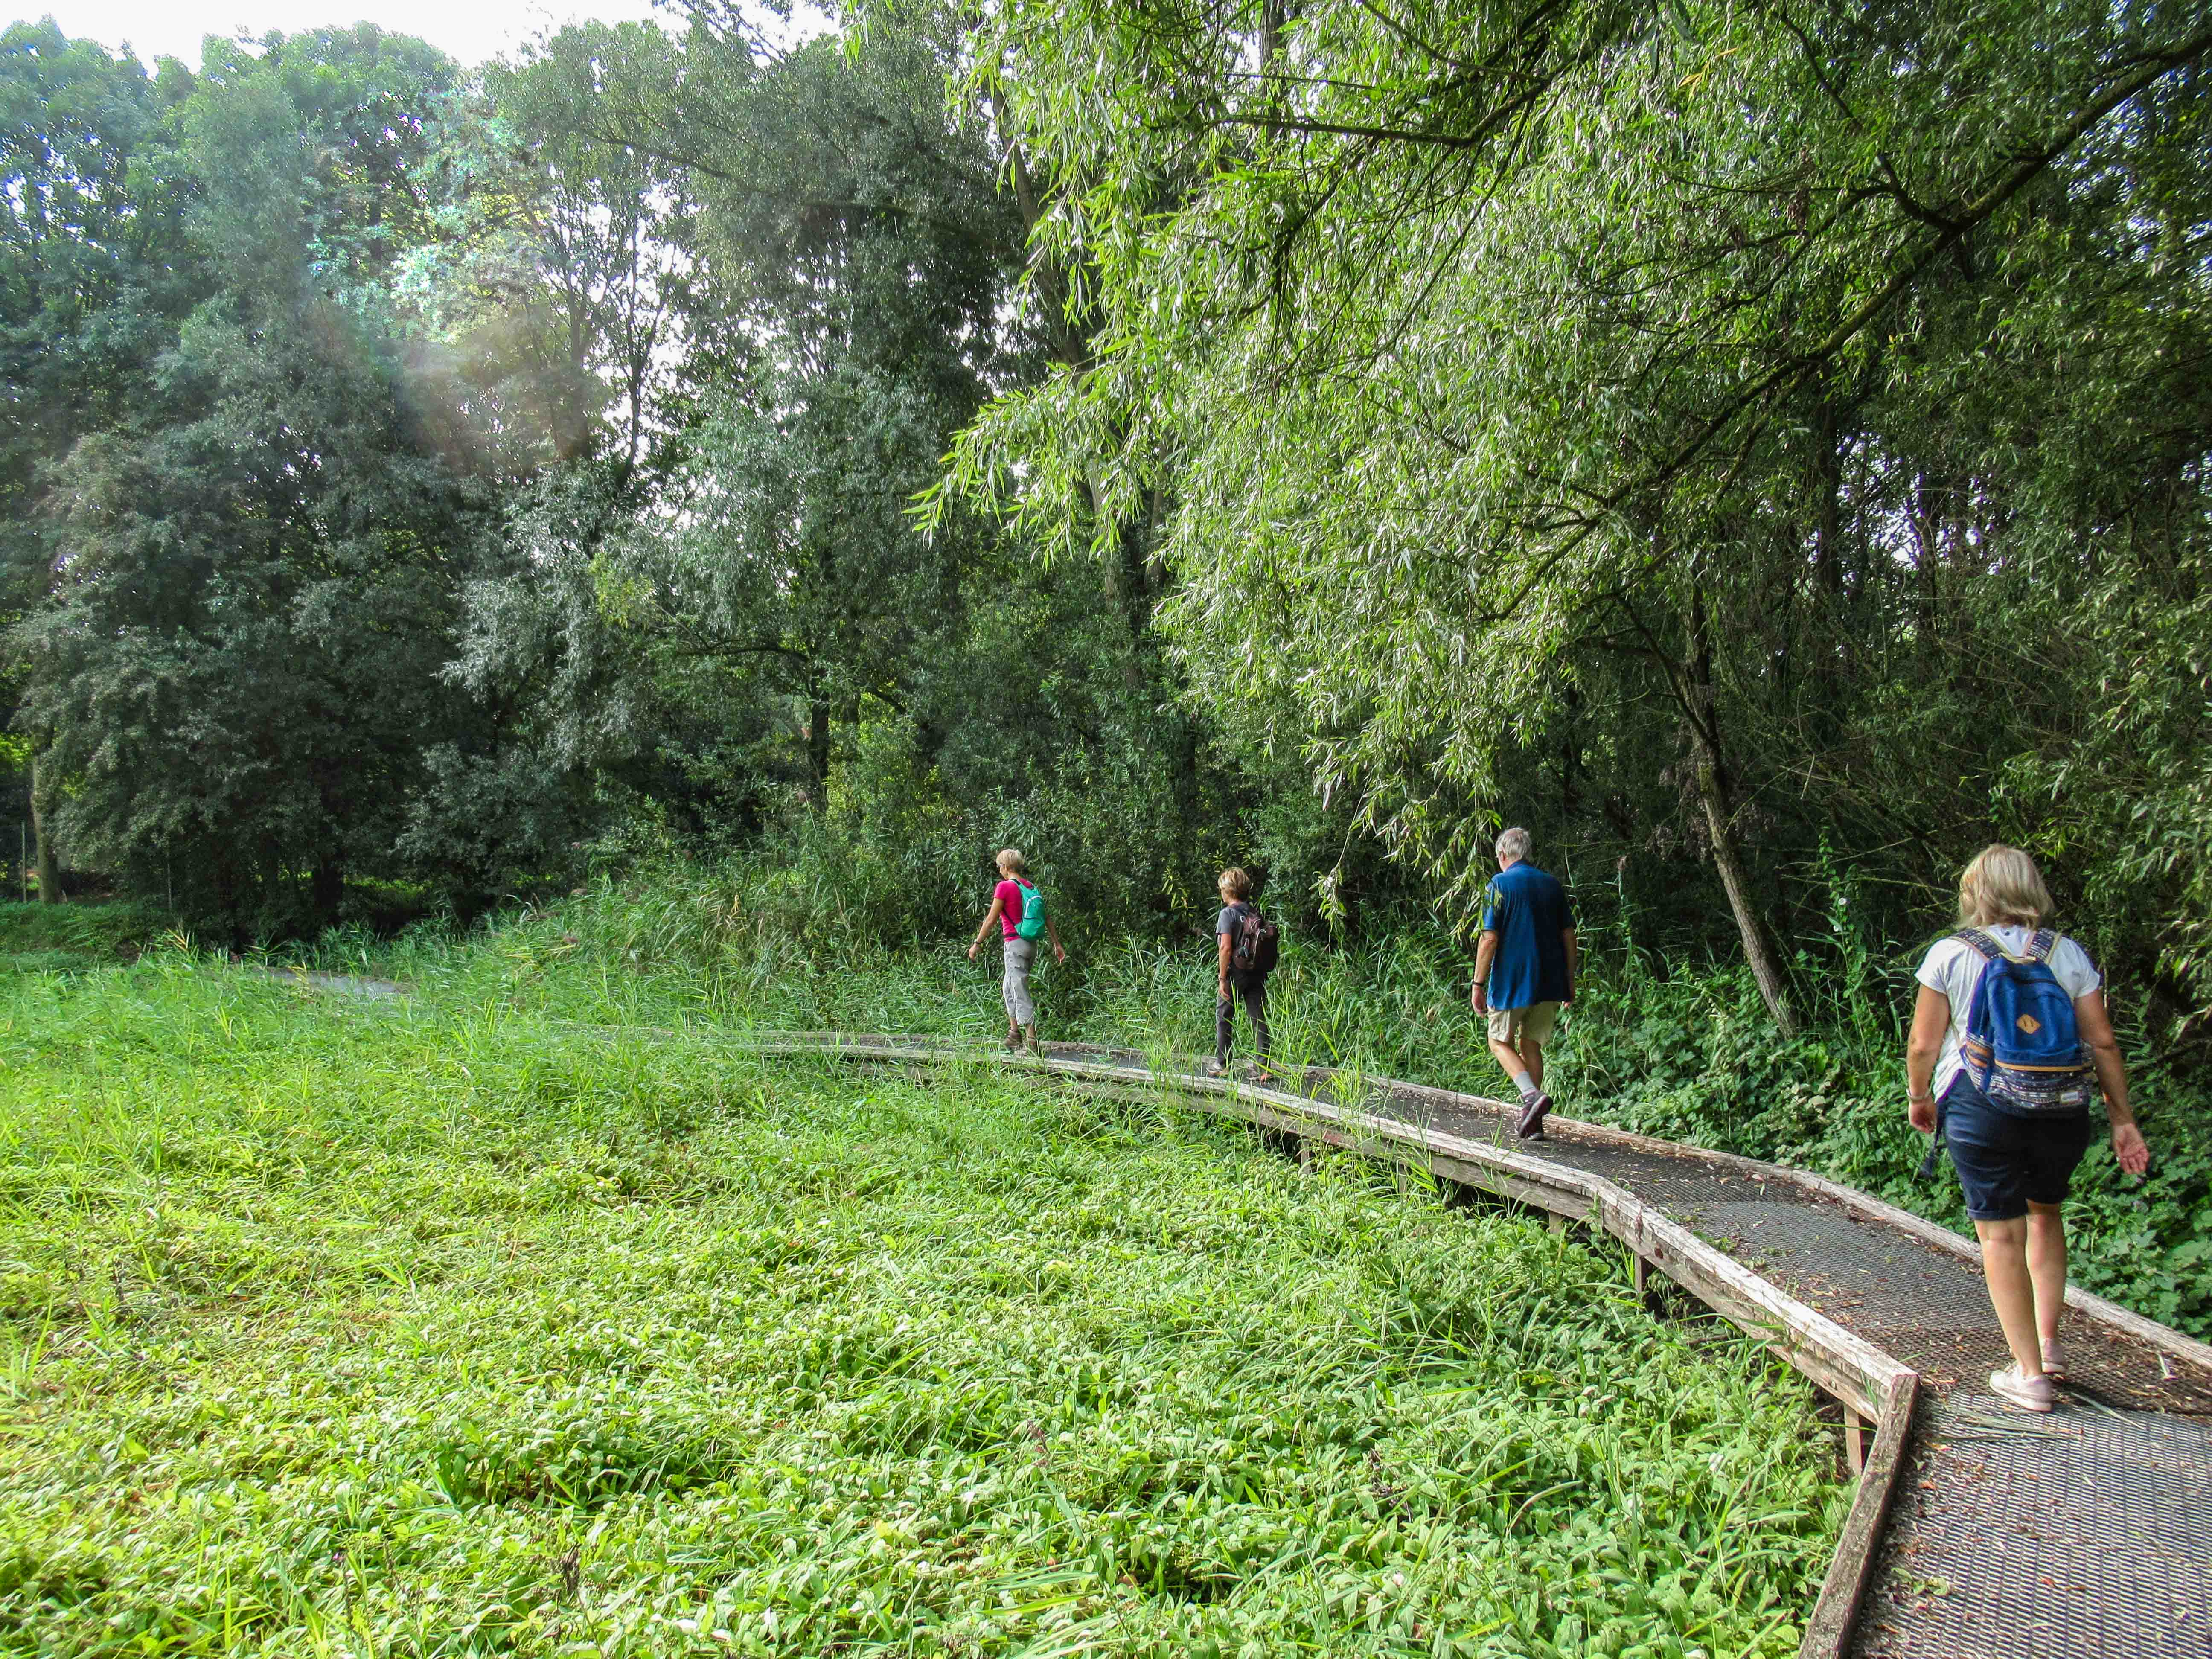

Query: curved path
<box><xmin>266</xmin><ymin>971</ymin><xmax>2212</xmax><ymax>1657</ymax></box>
<box><xmin>745</xmin><ymin>1032</ymin><xmax>2212</xmax><ymax>1659</ymax></box>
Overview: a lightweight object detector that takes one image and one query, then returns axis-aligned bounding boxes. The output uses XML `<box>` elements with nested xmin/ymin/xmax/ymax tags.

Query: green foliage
<box><xmin>332</xmin><ymin>868</ymin><xmax>2209</xmax><ymax>1341</ymax></box>
<box><xmin>6</xmin><ymin>0</ymin><xmax>2211</xmax><ymax>1369</ymax></box>
<box><xmin>0</xmin><ymin>20</ymin><xmax>198</xmax><ymax>546</ymax></box>
<box><xmin>0</xmin><ymin>899</ymin><xmax>169</xmax><ymax>972</ymax></box>
<box><xmin>5</xmin><ymin>27</ymin><xmax>526</xmax><ymax>937</ymax></box>
<box><xmin>0</xmin><ymin>954</ymin><xmax>1839</xmax><ymax>1656</ymax></box>
<box><xmin>936</xmin><ymin>0</ymin><xmax>2212</xmax><ymax>1020</ymax></box>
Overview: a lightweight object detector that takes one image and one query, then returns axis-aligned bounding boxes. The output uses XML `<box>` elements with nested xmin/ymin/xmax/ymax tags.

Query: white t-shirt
<box><xmin>1915</xmin><ymin>925</ymin><xmax>2101</xmax><ymax>1100</ymax></box>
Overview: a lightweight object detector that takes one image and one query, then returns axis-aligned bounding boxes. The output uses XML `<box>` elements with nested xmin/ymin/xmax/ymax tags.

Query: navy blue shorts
<box><xmin>1942</xmin><ymin>1076</ymin><xmax>2093</xmax><ymax>1222</ymax></box>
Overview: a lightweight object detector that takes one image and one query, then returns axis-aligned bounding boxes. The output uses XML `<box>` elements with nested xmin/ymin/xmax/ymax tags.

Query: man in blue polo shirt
<box><xmin>1470</xmin><ymin>827</ymin><xmax>1578</xmax><ymax>1138</ymax></box>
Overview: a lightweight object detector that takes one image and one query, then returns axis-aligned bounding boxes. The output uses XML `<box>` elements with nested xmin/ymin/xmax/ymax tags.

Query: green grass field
<box><xmin>0</xmin><ymin>950</ymin><xmax>1842</xmax><ymax>1657</ymax></box>
<box><xmin>214</xmin><ymin>867</ymin><xmax>2199</xmax><ymax>1345</ymax></box>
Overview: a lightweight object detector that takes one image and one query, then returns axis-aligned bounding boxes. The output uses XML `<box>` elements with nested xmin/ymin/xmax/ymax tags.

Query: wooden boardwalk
<box><xmin>743</xmin><ymin>1031</ymin><xmax>2212</xmax><ymax>1659</ymax></box>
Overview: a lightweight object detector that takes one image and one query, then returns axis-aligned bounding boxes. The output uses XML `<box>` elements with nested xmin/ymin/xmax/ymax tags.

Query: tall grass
<box><xmin>261</xmin><ymin>861</ymin><xmax>2212</xmax><ymax>1341</ymax></box>
<box><xmin>14</xmin><ymin>862</ymin><xmax>2204</xmax><ymax>1338</ymax></box>
<box><xmin>0</xmin><ymin>899</ymin><xmax>169</xmax><ymax>974</ymax></box>
<box><xmin>0</xmin><ymin>959</ymin><xmax>1841</xmax><ymax>1656</ymax></box>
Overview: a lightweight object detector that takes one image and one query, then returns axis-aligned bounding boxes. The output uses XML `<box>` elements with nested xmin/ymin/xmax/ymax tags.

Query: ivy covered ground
<box><xmin>0</xmin><ymin>949</ymin><xmax>1840</xmax><ymax>1657</ymax></box>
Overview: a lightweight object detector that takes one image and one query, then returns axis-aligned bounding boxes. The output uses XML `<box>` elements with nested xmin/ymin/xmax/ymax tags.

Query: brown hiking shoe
<box><xmin>1515</xmin><ymin>1092</ymin><xmax>1551</xmax><ymax>1139</ymax></box>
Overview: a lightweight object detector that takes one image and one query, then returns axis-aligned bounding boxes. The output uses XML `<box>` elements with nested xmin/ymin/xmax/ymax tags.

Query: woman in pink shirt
<box><xmin>968</xmin><ymin>848</ymin><xmax>1065</xmax><ymax>1052</ymax></box>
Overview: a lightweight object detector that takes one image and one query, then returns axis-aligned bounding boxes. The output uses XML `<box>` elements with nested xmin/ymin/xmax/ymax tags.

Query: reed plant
<box><xmin>259</xmin><ymin>864</ymin><xmax>2210</xmax><ymax>1340</ymax></box>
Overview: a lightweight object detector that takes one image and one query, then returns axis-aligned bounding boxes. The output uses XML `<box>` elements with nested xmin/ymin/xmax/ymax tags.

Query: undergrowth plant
<box><xmin>0</xmin><ymin>963</ymin><xmax>1841</xmax><ymax>1656</ymax></box>
<box><xmin>264</xmin><ymin>865</ymin><xmax>2210</xmax><ymax>1341</ymax></box>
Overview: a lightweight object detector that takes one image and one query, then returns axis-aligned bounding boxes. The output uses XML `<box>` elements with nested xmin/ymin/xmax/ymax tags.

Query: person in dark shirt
<box><xmin>1469</xmin><ymin>827</ymin><xmax>1578</xmax><ymax>1138</ymax></box>
<box><xmin>1206</xmin><ymin>867</ymin><xmax>1272</xmax><ymax>1077</ymax></box>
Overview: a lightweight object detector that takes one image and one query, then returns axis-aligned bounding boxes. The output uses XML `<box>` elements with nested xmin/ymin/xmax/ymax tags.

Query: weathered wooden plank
<box><xmin>1429</xmin><ymin>1153</ymin><xmax>1596</xmax><ymax>1221</ymax></box>
<box><xmin>716</xmin><ymin>1033</ymin><xmax>1933</xmax><ymax>1649</ymax></box>
<box><xmin>1375</xmin><ymin>1068</ymin><xmax>2212</xmax><ymax>1381</ymax></box>
<box><xmin>1799</xmin><ymin>1371</ymin><xmax>1919</xmax><ymax>1659</ymax></box>
<box><xmin>1206</xmin><ymin>1071</ymin><xmax>1912</xmax><ymax>1417</ymax></box>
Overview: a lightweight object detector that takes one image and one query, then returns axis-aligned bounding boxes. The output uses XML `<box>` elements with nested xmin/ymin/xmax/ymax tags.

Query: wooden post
<box><xmin>1842</xmin><ymin>1404</ymin><xmax>1866</xmax><ymax>1478</ymax></box>
<box><xmin>1548</xmin><ymin>1212</ymin><xmax>1567</xmax><ymax>1237</ymax></box>
<box><xmin>1631</xmin><ymin>1254</ymin><xmax>1649</xmax><ymax>1295</ymax></box>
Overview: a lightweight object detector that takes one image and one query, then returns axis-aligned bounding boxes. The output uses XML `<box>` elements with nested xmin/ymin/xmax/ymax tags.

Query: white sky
<box><xmin>18</xmin><ymin>0</ymin><xmax>705</xmax><ymax>69</ymax></box>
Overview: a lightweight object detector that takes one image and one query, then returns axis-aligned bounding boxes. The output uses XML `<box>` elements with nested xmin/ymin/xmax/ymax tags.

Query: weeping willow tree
<box><xmin>920</xmin><ymin>0</ymin><xmax>2212</xmax><ymax>1028</ymax></box>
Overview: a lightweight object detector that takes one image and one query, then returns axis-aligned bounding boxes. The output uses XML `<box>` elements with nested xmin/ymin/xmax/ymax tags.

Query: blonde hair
<box><xmin>1958</xmin><ymin>844</ymin><xmax>2054</xmax><ymax>929</ymax></box>
<box><xmin>995</xmin><ymin>848</ymin><xmax>1026</xmax><ymax>876</ymax></box>
<box><xmin>1218</xmin><ymin>867</ymin><xmax>1253</xmax><ymax>900</ymax></box>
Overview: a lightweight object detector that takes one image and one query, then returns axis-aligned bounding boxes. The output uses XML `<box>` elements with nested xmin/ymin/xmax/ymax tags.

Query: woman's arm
<box><xmin>968</xmin><ymin>892</ymin><xmax>1004</xmax><ymax>960</ymax></box>
<box><xmin>2074</xmin><ymin>989</ymin><xmax>2150</xmax><ymax>1175</ymax></box>
<box><xmin>1047</xmin><ymin>914</ymin><xmax>1066</xmax><ymax>965</ymax></box>
<box><xmin>1217</xmin><ymin>929</ymin><xmax>1233</xmax><ymax>992</ymax></box>
<box><xmin>1905</xmin><ymin>984</ymin><xmax>1949</xmax><ymax>1133</ymax></box>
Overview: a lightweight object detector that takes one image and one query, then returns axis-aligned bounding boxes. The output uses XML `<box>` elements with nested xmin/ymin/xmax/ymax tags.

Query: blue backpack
<box><xmin>1954</xmin><ymin>928</ymin><xmax>2096</xmax><ymax>1115</ymax></box>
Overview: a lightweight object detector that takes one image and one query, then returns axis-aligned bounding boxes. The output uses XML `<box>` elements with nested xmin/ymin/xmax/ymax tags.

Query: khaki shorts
<box><xmin>1487</xmin><ymin>1000</ymin><xmax>1560</xmax><ymax>1046</ymax></box>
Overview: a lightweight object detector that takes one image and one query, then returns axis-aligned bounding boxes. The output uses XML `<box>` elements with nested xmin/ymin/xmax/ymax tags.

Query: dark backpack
<box><xmin>1230</xmin><ymin>904</ymin><xmax>1279</xmax><ymax>976</ymax></box>
<box><xmin>1955</xmin><ymin>927</ymin><xmax>2096</xmax><ymax>1115</ymax></box>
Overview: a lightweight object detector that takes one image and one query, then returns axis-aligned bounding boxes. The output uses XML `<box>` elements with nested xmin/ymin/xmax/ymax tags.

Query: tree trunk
<box><xmin>806</xmin><ymin>697</ymin><xmax>832</xmax><ymax>808</ymax></box>
<box><xmin>1810</xmin><ymin>393</ymin><xmax>1844</xmax><ymax>596</ymax></box>
<box><xmin>987</xmin><ymin>86</ymin><xmax>1084</xmax><ymax>374</ymax></box>
<box><xmin>29</xmin><ymin>752</ymin><xmax>61</xmax><ymax>904</ymax></box>
<box><xmin>1689</xmin><ymin>742</ymin><xmax>1798</xmax><ymax>1035</ymax></box>
<box><xmin>1678</xmin><ymin>585</ymin><xmax>1798</xmax><ymax>1035</ymax></box>
<box><xmin>1259</xmin><ymin>0</ymin><xmax>1287</xmax><ymax>134</ymax></box>
<box><xmin>310</xmin><ymin>862</ymin><xmax>345</xmax><ymax>927</ymax></box>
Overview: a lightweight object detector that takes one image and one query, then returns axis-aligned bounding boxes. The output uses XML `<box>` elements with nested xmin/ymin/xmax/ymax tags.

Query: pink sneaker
<box><xmin>1991</xmin><ymin>1365</ymin><xmax>2054</xmax><ymax>1412</ymax></box>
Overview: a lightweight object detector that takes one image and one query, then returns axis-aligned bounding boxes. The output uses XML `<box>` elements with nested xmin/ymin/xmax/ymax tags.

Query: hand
<box><xmin>1470</xmin><ymin>981</ymin><xmax>1488</xmax><ymax>1015</ymax></box>
<box><xmin>2112</xmin><ymin>1121</ymin><xmax>2150</xmax><ymax>1176</ymax></box>
<box><xmin>967</xmin><ymin>939</ymin><xmax>981</xmax><ymax>961</ymax></box>
<box><xmin>1908</xmin><ymin>1094</ymin><xmax>1937</xmax><ymax>1135</ymax></box>
<box><xmin>1053</xmin><ymin>943</ymin><xmax>1067</xmax><ymax>965</ymax></box>
<box><xmin>1218</xmin><ymin>978</ymin><xmax>1230</xmax><ymax>1000</ymax></box>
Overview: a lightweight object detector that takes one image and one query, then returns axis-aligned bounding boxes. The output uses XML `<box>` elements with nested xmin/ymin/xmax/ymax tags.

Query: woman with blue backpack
<box><xmin>968</xmin><ymin>848</ymin><xmax>1065</xmax><ymax>1054</ymax></box>
<box><xmin>1906</xmin><ymin>844</ymin><xmax>2151</xmax><ymax>1412</ymax></box>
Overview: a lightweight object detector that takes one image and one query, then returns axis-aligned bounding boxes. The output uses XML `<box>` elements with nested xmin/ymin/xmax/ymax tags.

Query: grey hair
<box><xmin>1496</xmin><ymin>827</ymin><xmax>1533</xmax><ymax>864</ymax></box>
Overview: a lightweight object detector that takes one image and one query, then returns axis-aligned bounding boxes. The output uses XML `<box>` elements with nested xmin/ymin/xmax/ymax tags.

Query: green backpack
<box><xmin>1014</xmin><ymin>881</ymin><xmax>1048</xmax><ymax>941</ymax></box>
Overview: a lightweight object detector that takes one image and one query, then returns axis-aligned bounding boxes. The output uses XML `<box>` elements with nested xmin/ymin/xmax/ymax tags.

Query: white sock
<box><xmin>1509</xmin><ymin>1068</ymin><xmax>1539</xmax><ymax>1101</ymax></box>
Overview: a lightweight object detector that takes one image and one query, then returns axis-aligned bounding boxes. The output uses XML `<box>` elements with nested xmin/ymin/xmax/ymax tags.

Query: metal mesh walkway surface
<box><xmin>751</xmin><ymin>1032</ymin><xmax>2212</xmax><ymax>1659</ymax></box>
<box><xmin>1858</xmin><ymin>1396</ymin><xmax>2212</xmax><ymax>1658</ymax></box>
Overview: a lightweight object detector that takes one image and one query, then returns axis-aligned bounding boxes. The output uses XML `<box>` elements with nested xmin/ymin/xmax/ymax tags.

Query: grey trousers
<box><xmin>1216</xmin><ymin>978</ymin><xmax>1270</xmax><ymax>1064</ymax></box>
<box><xmin>1001</xmin><ymin>935</ymin><xmax>1037</xmax><ymax>1027</ymax></box>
